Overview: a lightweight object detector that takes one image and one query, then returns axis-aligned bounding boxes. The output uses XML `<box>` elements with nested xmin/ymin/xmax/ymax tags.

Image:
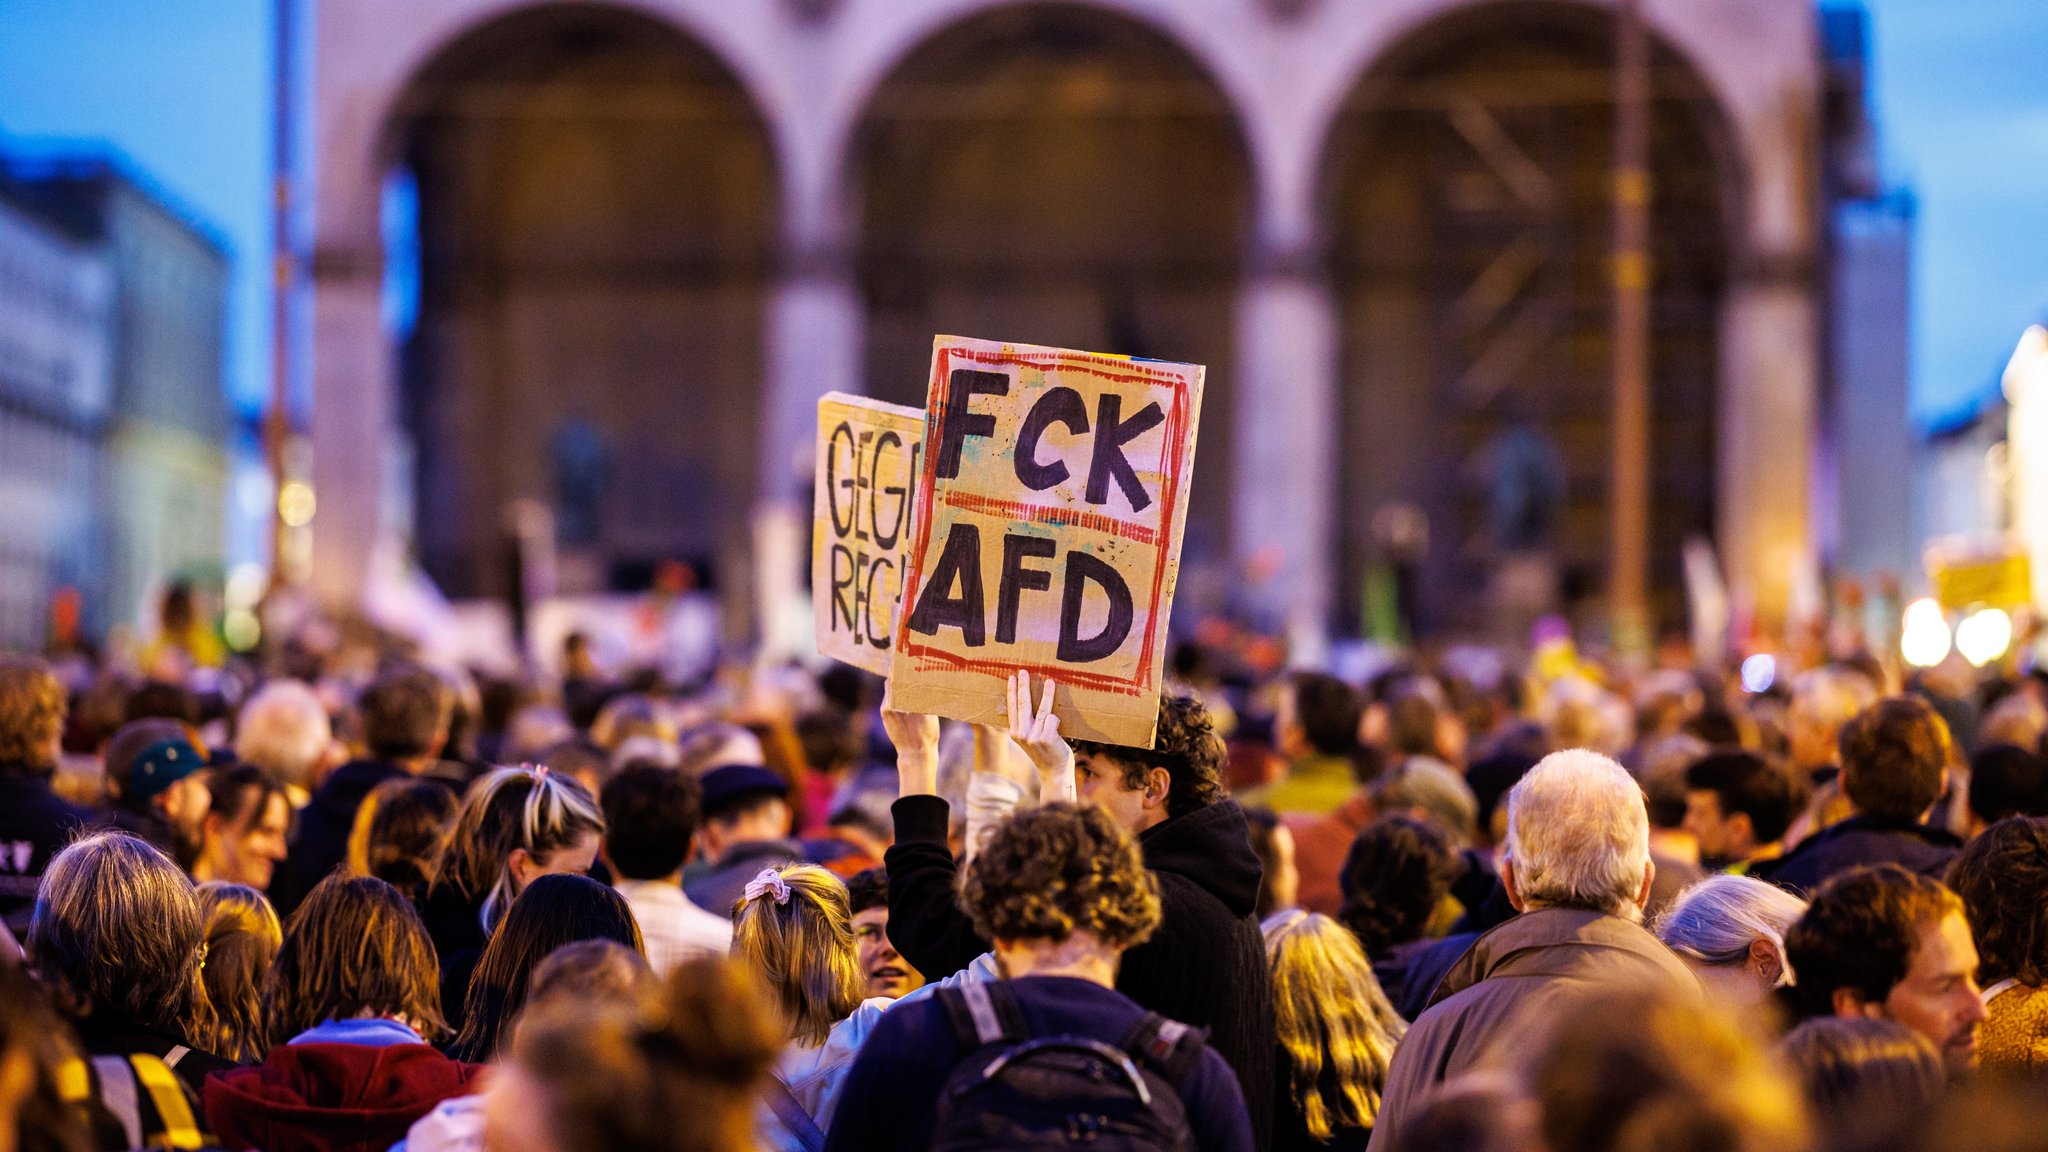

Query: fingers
<box><xmin>1037</xmin><ymin>676</ymin><xmax>1056</xmax><ymax>726</ymax></box>
<box><xmin>1007</xmin><ymin>671</ymin><xmax>1023</xmax><ymax>735</ymax></box>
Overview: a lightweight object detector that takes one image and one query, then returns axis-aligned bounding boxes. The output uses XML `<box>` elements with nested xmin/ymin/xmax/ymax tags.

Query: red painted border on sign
<box><xmin>893</xmin><ymin>342</ymin><xmax>1191</xmax><ymax>695</ymax></box>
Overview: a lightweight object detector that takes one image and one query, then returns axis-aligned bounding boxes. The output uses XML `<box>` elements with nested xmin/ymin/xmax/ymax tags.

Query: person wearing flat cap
<box><xmin>683</xmin><ymin>761</ymin><xmax>810</xmax><ymax>917</ymax></box>
<box><xmin>101</xmin><ymin>717</ymin><xmax>213</xmax><ymax>871</ymax></box>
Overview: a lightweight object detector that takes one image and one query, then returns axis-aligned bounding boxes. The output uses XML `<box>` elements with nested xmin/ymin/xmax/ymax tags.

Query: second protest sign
<box><xmin>889</xmin><ymin>335</ymin><xmax>1203</xmax><ymax>748</ymax></box>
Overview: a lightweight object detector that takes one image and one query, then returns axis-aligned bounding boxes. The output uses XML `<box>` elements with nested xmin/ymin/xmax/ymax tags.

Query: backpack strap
<box><xmin>161</xmin><ymin>1045</ymin><xmax>189</xmax><ymax>1069</ymax></box>
<box><xmin>90</xmin><ymin>1056</ymin><xmax>142</xmax><ymax>1151</ymax></box>
<box><xmin>1119</xmin><ymin>1013</ymin><xmax>1208</xmax><ymax>1089</ymax></box>
<box><xmin>129</xmin><ymin>1053</ymin><xmax>203</xmax><ymax>1149</ymax></box>
<box><xmin>936</xmin><ymin>981</ymin><xmax>1026</xmax><ymax>1051</ymax></box>
<box><xmin>760</xmin><ymin>1076</ymin><xmax>827</xmax><ymax>1152</ymax></box>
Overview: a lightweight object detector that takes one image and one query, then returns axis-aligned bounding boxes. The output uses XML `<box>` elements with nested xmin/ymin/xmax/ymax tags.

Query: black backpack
<box><xmin>927</xmin><ymin>981</ymin><xmax>1207</xmax><ymax>1152</ymax></box>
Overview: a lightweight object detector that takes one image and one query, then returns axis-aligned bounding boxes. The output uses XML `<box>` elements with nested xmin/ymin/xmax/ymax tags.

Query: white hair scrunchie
<box><xmin>743</xmin><ymin>868</ymin><xmax>792</xmax><ymax>906</ymax></box>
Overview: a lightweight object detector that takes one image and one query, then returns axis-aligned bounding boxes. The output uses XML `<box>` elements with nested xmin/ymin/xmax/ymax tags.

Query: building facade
<box><xmin>0</xmin><ymin>179</ymin><xmax>111</xmax><ymax>649</ymax></box>
<box><xmin>3</xmin><ymin>157</ymin><xmax>232</xmax><ymax>642</ymax></box>
<box><xmin>307</xmin><ymin>0</ymin><xmax>1841</xmax><ymax>644</ymax></box>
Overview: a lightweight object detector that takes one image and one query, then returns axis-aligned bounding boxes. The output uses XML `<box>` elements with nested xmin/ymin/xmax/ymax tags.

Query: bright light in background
<box><xmin>225</xmin><ymin>562</ymin><xmax>267</xmax><ymax>608</ymax></box>
<box><xmin>1740</xmin><ymin>653</ymin><xmax>1776</xmax><ymax>694</ymax></box>
<box><xmin>1955</xmin><ymin>607</ymin><xmax>2013</xmax><ymax>667</ymax></box>
<box><xmin>1901</xmin><ymin>598</ymin><xmax>1953</xmax><ymax>667</ymax></box>
<box><xmin>278</xmin><ymin>481</ymin><xmax>316</xmax><ymax>528</ymax></box>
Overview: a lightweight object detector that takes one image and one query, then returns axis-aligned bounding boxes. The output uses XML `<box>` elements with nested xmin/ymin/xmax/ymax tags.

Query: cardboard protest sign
<box><xmin>889</xmin><ymin>335</ymin><xmax>1203</xmax><ymax>748</ymax></box>
<box><xmin>812</xmin><ymin>393</ymin><xmax>925</xmax><ymax>674</ymax></box>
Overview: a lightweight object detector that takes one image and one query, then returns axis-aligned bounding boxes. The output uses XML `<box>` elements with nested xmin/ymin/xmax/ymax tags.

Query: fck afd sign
<box><xmin>888</xmin><ymin>335</ymin><xmax>1203</xmax><ymax>748</ymax></box>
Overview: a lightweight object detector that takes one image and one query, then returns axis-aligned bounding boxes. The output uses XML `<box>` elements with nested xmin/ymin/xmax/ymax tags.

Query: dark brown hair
<box><xmin>1339</xmin><ymin>815</ymin><xmax>1459</xmax><ymax>956</ymax></box>
<box><xmin>964</xmin><ymin>803</ymin><xmax>1160</xmax><ymax>951</ymax></box>
<box><xmin>1840</xmin><ymin>697</ymin><xmax>1952</xmax><ymax>821</ymax></box>
<box><xmin>449</xmin><ymin>873</ymin><xmax>643</xmax><ymax>1063</ymax></box>
<box><xmin>511</xmin><ymin>957</ymin><xmax>782</xmax><ymax>1152</ymax></box>
<box><xmin>1947</xmin><ymin>816</ymin><xmax>2048</xmax><ymax>987</ymax></box>
<box><xmin>262</xmin><ymin>873</ymin><xmax>447</xmax><ymax>1047</ymax></box>
<box><xmin>1070</xmin><ymin>693</ymin><xmax>1226</xmax><ymax>818</ymax></box>
<box><xmin>360</xmin><ymin>665</ymin><xmax>453</xmax><ymax>761</ymax></box>
<box><xmin>1784</xmin><ymin>864</ymin><xmax>1965</xmax><ymax>1019</ymax></box>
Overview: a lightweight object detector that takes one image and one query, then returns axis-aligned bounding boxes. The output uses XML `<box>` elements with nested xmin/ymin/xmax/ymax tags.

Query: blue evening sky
<box><xmin>0</xmin><ymin>0</ymin><xmax>2042</xmax><ymax>424</ymax></box>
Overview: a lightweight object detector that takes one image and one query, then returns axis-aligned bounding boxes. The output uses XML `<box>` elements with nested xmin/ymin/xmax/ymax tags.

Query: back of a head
<box><xmin>0</xmin><ymin>656</ymin><xmax>65</xmax><ymax>774</ymax></box>
<box><xmin>194</xmin><ymin>882</ymin><xmax>283</xmax><ymax>1063</ymax></box>
<box><xmin>1294</xmin><ymin>673</ymin><xmax>1365</xmax><ymax>757</ymax></box>
<box><xmin>102</xmin><ymin>718</ymin><xmax>191</xmax><ymax>804</ymax></box>
<box><xmin>1789</xmin><ymin>668</ymin><xmax>1881</xmax><ymax>765</ymax></box>
<box><xmin>599</xmin><ymin>763</ymin><xmax>701</xmax><ymax>881</ymax></box>
<box><xmin>1532</xmin><ymin>990</ymin><xmax>1806</xmax><ymax>1152</ymax></box>
<box><xmin>1069</xmin><ymin>693</ymin><xmax>1226</xmax><ymax>818</ymax></box>
<box><xmin>28</xmin><ymin>831</ymin><xmax>202</xmax><ymax>1034</ymax></box>
<box><xmin>1401</xmin><ymin>1073</ymin><xmax>1541</xmax><ymax>1152</ymax></box>
<box><xmin>1967</xmin><ymin>744</ymin><xmax>2048</xmax><ymax>826</ymax></box>
<box><xmin>1945</xmin><ymin>816</ymin><xmax>2048</xmax><ymax>987</ymax></box>
<box><xmin>1654</xmin><ymin>875</ymin><xmax>1807</xmax><ymax>971</ymax></box>
<box><xmin>730</xmin><ymin>864</ymin><xmax>862</xmax><ymax>1047</ymax></box>
<box><xmin>234</xmin><ymin>679</ymin><xmax>332</xmax><ymax>789</ymax></box>
<box><xmin>354</xmin><ymin>777</ymin><xmax>457</xmax><ymax>891</ymax></box>
<box><xmin>1374</xmin><ymin>758</ymin><xmax>1480</xmax><ymax>847</ymax></box>
<box><xmin>360</xmin><ymin>665</ymin><xmax>453</xmax><ymax>762</ymax></box>
<box><xmin>1338</xmin><ymin>814</ymin><xmax>1458</xmax><ymax>955</ymax></box>
<box><xmin>451</xmin><ymin>873</ymin><xmax>643</xmax><ymax>1063</ymax></box>
<box><xmin>1778</xmin><ymin>1016</ymin><xmax>1943</xmax><ymax>1152</ymax></box>
<box><xmin>1386</xmin><ymin>683</ymin><xmax>1445</xmax><ymax>760</ymax></box>
<box><xmin>527</xmin><ymin>938</ymin><xmax>658</xmax><ymax>1016</ymax></box>
<box><xmin>1261</xmin><ymin>909</ymin><xmax>1405</xmax><ymax>1139</ymax></box>
<box><xmin>1503</xmin><ymin>750</ymin><xmax>1651</xmax><ymax>920</ymax></box>
<box><xmin>263</xmin><ymin>873</ymin><xmax>445</xmax><ymax>1048</ymax></box>
<box><xmin>964</xmin><ymin>802</ymin><xmax>1161</xmax><ymax>955</ymax></box>
<box><xmin>509</xmin><ymin>957</ymin><xmax>781</xmax><ymax>1152</ymax></box>
<box><xmin>0</xmin><ymin>955</ymin><xmax>97</xmax><ymax>1152</ymax></box>
<box><xmin>1783</xmin><ymin>865</ymin><xmax>1963</xmax><ymax>1021</ymax></box>
<box><xmin>1839</xmin><ymin>697</ymin><xmax>1951</xmax><ymax>821</ymax></box>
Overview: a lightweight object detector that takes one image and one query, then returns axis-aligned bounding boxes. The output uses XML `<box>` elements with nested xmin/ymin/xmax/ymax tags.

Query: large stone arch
<box><xmin>1319</xmin><ymin>0</ymin><xmax>1744</xmax><ymax>641</ymax></box>
<box><xmin>846</xmin><ymin>3</ymin><xmax>1255</xmax><ymax>596</ymax></box>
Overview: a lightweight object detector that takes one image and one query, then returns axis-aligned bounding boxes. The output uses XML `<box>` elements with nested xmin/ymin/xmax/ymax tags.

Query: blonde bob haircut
<box><xmin>1503</xmin><ymin>750</ymin><xmax>1652</xmax><ymax>921</ymax></box>
<box><xmin>730</xmin><ymin>864</ymin><xmax>864</xmax><ymax>1047</ymax></box>
<box><xmin>27</xmin><ymin>832</ymin><xmax>210</xmax><ymax>1038</ymax></box>
<box><xmin>1262</xmin><ymin>910</ymin><xmax>1406</xmax><ymax>1141</ymax></box>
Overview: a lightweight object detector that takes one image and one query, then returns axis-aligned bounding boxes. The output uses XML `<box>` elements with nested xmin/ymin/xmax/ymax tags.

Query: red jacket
<box><xmin>204</xmin><ymin>1042</ymin><xmax>484</xmax><ymax>1152</ymax></box>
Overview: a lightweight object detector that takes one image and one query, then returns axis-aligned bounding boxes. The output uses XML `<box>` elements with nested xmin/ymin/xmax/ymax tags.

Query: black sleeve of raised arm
<box><xmin>883</xmin><ymin>795</ymin><xmax>989</xmax><ymax>980</ymax></box>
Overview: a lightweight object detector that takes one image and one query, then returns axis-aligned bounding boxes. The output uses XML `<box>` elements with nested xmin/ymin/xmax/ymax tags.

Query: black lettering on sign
<box><xmin>1013</xmin><ymin>386</ymin><xmax>1089</xmax><ymax>491</ymax></box>
<box><xmin>935</xmin><ymin>369</ymin><xmax>1008</xmax><ymax>480</ymax></box>
<box><xmin>906</xmin><ymin>522</ymin><xmax>986</xmax><ymax>647</ymax></box>
<box><xmin>995</xmin><ymin>533</ymin><xmax>1057</xmax><ymax>644</ymax></box>
<box><xmin>1084</xmin><ymin>394</ymin><xmax>1164</xmax><ymax>512</ymax></box>
<box><xmin>862</xmin><ymin>557</ymin><xmax>896</xmax><ymax>648</ymax></box>
<box><xmin>829</xmin><ymin>543</ymin><xmax>857</xmax><ymax>632</ymax></box>
<box><xmin>870</xmin><ymin>434</ymin><xmax>917</xmax><ymax>551</ymax></box>
<box><xmin>1058</xmin><ymin>551</ymin><xmax>1134</xmax><ymax>663</ymax></box>
<box><xmin>825</xmin><ymin>422</ymin><xmax>858</xmax><ymax>537</ymax></box>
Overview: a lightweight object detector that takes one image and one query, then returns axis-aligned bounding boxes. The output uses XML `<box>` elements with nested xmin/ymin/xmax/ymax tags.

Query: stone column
<box><xmin>1717</xmin><ymin>255</ymin><xmax>1820</xmax><ymax>633</ymax></box>
<box><xmin>753</xmin><ymin>240</ymin><xmax>863</xmax><ymax>660</ymax></box>
<box><xmin>1232</xmin><ymin>240</ymin><xmax>1339</xmax><ymax>656</ymax></box>
<box><xmin>307</xmin><ymin>245</ymin><xmax>392</xmax><ymax>611</ymax></box>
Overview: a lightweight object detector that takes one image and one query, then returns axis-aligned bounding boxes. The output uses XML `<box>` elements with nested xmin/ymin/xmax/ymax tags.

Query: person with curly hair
<box><xmin>827</xmin><ymin>803</ymin><xmax>1251</xmax><ymax>1152</ymax></box>
<box><xmin>1338</xmin><ymin>816</ymin><xmax>1467</xmax><ymax>1020</ymax></box>
<box><xmin>1946</xmin><ymin>816</ymin><xmax>2048</xmax><ymax>1072</ymax></box>
<box><xmin>881</xmin><ymin>675</ymin><xmax>1275</xmax><ymax>1148</ymax></box>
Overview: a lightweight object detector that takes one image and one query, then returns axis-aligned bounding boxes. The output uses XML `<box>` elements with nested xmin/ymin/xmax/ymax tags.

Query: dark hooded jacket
<box><xmin>203</xmin><ymin>1036</ymin><xmax>482</xmax><ymax>1152</ymax></box>
<box><xmin>1366</xmin><ymin>908</ymin><xmax>1699</xmax><ymax>1152</ymax></box>
<box><xmin>886</xmin><ymin>794</ymin><xmax>1277</xmax><ymax>1151</ymax></box>
<box><xmin>1746</xmin><ymin>814</ymin><xmax>1961</xmax><ymax>896</ymax></box>
<box><xmin>271</xmin><ymin>760</ymin><xmax>405</xmax><ymax>917</ymax></box>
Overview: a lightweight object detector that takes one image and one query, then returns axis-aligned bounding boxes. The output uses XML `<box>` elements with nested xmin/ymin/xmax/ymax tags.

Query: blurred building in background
<box><xmin>299</xmin><ymin>0</ymin><xmax>1906</xmax><ymax>648</ymax></box>
<box><xmin>1</xmin><ymin>153</ymin><xmax>232</xmax><ymax>649</ymax></box>
<box><xmin>0</xmin><ymin>169</ymin><xmax>111</xmax><ymax>649</ymax></box>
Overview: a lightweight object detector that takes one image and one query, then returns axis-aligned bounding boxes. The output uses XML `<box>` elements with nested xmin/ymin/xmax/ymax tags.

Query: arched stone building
<box><xmin>307</xmin><ymin>0</ymin><xmax>1828</xmax><ymax>643</ymax></box>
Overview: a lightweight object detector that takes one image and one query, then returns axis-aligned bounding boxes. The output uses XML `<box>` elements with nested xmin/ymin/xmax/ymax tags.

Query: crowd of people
<box><xmin>2</xmin><ymin>616</ymin><xmax>2048</xmax><ymax>1152</ymax></box>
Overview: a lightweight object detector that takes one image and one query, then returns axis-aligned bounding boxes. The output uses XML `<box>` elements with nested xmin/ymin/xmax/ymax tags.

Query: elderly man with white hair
<box><xmin>1366</xmin><ymin>749</ymin><xmax>1700</xmax><ymax>1151</ymax></box>
<box><xmin>234</xmin><ymin>679</ymin><xmax>341</xmax><ymax>800</ymax></box>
